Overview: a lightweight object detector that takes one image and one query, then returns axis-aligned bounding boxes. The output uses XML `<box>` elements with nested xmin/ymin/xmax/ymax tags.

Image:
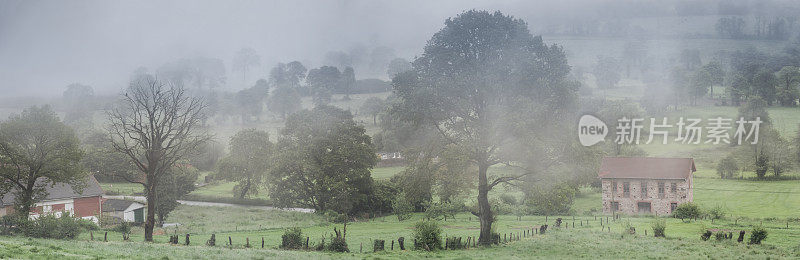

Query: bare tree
<box><xmin>107</xmin><ymin>77</ymin><xmax>210</xmax><ymax>242</ymax></box>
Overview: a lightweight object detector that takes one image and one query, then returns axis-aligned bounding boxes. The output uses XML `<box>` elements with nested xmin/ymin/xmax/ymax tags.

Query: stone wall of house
<box><xmin>601</xmin><ymin>177</ymin><xmax>692</xmax><ymax>215</ymax></box>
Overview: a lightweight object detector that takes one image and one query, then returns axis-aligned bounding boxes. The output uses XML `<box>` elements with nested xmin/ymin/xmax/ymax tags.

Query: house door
<box><xmin>637</xmin><ymin>202</ymin><xmax>651</xmax><ymax>213</ymax></box>
<box><xmin>670</xmin><ymin>203</ymin><xmax>678</xmax><ymax>212</ymax></box>
<box><xmin>134</xmin><ymin>208</ymin><xmax>144</xmax><ymax>223</ymax></box>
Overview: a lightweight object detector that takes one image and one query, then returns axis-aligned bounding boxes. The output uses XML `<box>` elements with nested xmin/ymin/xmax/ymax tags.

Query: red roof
<box><xmin>598</xmin><ymin>157</ymin><xmax>695</xmax><ymax>180</ymax></box>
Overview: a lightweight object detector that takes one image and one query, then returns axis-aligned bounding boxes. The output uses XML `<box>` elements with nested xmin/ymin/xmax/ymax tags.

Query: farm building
<box><xmin>599</xmin><ymin>157</ymin><xmax>695</xmax><ymax>215</ymax></box>
<box><xmin>102</xmin><ymin>199</ymin><xmax>145</xmax><ymax>224</ymax></box>
<box><xmin>0</xmin><ymin>175</ymin><xmax>104</xmax><ymax>223</ymax></box>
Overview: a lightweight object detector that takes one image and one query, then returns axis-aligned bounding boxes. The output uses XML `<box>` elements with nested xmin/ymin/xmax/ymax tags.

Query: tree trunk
<box><xmin>239</xmin><ymin>179</ymin><xmax>251</xmax><ymax>199</ymax></box>
<box><xmin>477</xmin><ymin>163</ymin><xmax>493</xmax><ymax>245</ymax></box>
<box><xmin>144</xmin><ymin>180</ymin><xmax>157</xmax><ymax>242</ymax></box>
<box><xmin>17</xmin><ymin>189</ymin><xmax>34</xmax><ymax>219</ymax></box>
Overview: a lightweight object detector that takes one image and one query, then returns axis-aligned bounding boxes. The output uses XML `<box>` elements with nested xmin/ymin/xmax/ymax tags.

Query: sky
<box><xmin>0</xmin><ymin>0</ymin><xmax>561</xmax><ymax>97</ymax></box>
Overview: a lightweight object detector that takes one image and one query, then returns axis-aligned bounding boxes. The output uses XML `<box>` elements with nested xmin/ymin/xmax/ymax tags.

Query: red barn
<box><xmin>0</xmin><ymin>175</ymin><xmax>104</xmax><ymax>223</ymax></box>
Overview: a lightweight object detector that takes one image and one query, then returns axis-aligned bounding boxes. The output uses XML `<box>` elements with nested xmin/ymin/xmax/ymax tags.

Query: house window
<box><xmin>623</xmin><ymin>182</ymin><xmax>630</xmax><ymax>197</ymax></box>
<box><xmin>637</xmin><ymin>202</ymin><xmax>651</xmax><ymax>213</ymax></box>
<box><xmin>611</xmin><ymin>202</ymin><xmax>619</xmax><ymax>212</ymax></box>
<box><xmin>641</xmin><ymin>181</ymin><xmax>647</xmax><ymax>198</ymax></box>
<box><xmin>658</xmin><ymin>182</ymin><xmax>665</xmax><ymax>198</ymax></box>
<box><xmin>671</xmin><ymin>182</ymin><xmax>677</xmax><ymax>193</ymax></box>
<box><xmin>612</xmin><ymin>181</ymin><xmax>617</xmax><ymax>192</ymax></box>
<box><xmin>670</xmin><ymin>203</ymin><xmax>678</xmax><ymax>212</ymax></box>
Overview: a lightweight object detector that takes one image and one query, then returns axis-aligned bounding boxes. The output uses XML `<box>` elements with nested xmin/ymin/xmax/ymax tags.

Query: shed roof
<box><xmin>102</xmin><ymin>199</ymin><xmax>144</xmax><ymax>212</ymax></box>
<box><xmin>598</xmin><ymin>157</ymin><xmax>696</xmax><ymax>180</ymax></box>
<box><xmin>1</xmin><ymin>175</ymin><xmax>104</xmax><ymax>207</ymax></box>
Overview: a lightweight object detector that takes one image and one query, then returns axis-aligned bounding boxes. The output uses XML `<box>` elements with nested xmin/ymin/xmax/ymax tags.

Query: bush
<box><xmin>112</xmin><ymin>222</ymin><xmax>131</xmax><ymax>234</ymax></box>
<box><xmin>706</xmin><ymin>205</ymin><xmax>726</xmax><ymax>220</ymax></box>
<box><xmin>19</xmin><ymin>213</ymin><xmax>94</xmax><ymax>239</ymax></box>
<box><xmin>392</xmin><ymin>197</ymin><xmax>414</xmax><ymax>221</ymax></box>
<box><xmin>749</xmin><ymin>226</ymin><xmax>768</xmax><ymax>245</ymax></box>
<box><xmin>672</xmin><ymin>202</ymin><xmax>702</xmax><ymax>221</ymax></box>
<box><xmin>651</xmin><ymin>219</ymin><xmax>666</xmax><ymax>237</ymax></box>
<box><xmin>326</xmin><ymin>234</ymin><xmax>348</xmax><ymax>252</ymax></box>
<box><xmin>322</xmin><ymin>210</ymin><xmax>347</xmax><ymax>223</ymax></box>
<box><xmin>280</xmin><ymin>227</ymin><xmax>304</xmax><ymax>250</ymax></box>
<box><xmin>413</xmin><ymin>220</ymin><xmax>442</xmax><ymax>251</ymax></box>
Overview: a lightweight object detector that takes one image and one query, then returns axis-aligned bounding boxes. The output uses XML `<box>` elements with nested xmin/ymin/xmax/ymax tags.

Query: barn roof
<box><xmin>598</xmin><ymin>157</ymin><xmax>696</xmax><ymax>180</ymax></box>
<box><xmin>1</xmin><ymin>175</ymin><xmax>104</xmax><ymax>207</ymax></box>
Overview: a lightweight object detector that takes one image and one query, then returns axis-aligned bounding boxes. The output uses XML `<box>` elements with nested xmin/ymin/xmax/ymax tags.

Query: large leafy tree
<box><xmin>107</xmin><ymin>77</ymin><xmax>210</xmax><ymax>241</ymax></box>
<box><xmin>268</xmin><ymin>61</ymin><xmax>307</xmax><ymax>88</ymax></box>
<box><xmin>339</xmin><ymin>67</ymin><xmax>356</xmax><ymax>98</ymax></box>
<box><xmin>0</xmin><ymin>106</ymin><xmax>86</xmax><ymax>218</ymax></box>
<box><xmin>306</xmin><ymin>66</ymin><xmax>341</xmax><ymax>105</ymax></box>
<box><xmin>217</xmin><ymin>129</ymin><xmax>273</xmax><ymax>199</ymax></box>
<box><xmin>268</xmin><ymin>105</ymin><xmax>377</xmax><ymax>215</ymax></box>
<box><xmin>391</xmin><ymin>10</ymin><xmax>576</xmax><ymax>245</ymax></box>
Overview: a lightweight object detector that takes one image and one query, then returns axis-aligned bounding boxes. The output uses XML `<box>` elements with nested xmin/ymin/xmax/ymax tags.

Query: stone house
<box><xmin>599</xmin><ymin>157</ymin><xmax>695</xmax><ymax>215</ymax></box>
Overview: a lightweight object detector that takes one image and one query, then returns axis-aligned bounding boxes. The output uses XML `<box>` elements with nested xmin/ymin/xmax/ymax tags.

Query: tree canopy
<box><xmin>0</xmin><ymin>106</ymin><xmax>86</xmax><ymax>218</ymax></box>
<box><xmin>268</xmin><ymin>105</ymin><xmax>377</xmax><ymax>215</ymax></box>
<box><xmin>217</xmin><ymin>129</ymin><xmax>273</xmax><ymax>199</ymax></box>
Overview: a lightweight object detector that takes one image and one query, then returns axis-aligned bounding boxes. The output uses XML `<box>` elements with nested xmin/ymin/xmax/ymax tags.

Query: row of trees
<box><xmin>716</xmin><ymin>16</ymin><xmax>799</xmax><ymax>41</ymax></box>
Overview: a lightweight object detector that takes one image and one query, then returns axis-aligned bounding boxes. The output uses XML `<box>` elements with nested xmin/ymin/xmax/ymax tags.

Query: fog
<box><xmin>6</xmin><ymin>0</ymin><xmax>779</xmax><ymax>97</ymax></box>
<box><xmin>0</xmin><ymin>0</ymin><xmax>528</xmax><ymax>97</ymax></box>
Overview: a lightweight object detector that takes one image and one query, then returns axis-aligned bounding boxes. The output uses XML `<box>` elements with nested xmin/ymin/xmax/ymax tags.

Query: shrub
<box><xmin>322</xmin><ymin>210</ymin><xmax>347</xmax><ymax>223</ymax></box>
<box><xmin>392</xmin><ymin>197</ymin><xmax>414</xmax><ymax>221</ymax></box>
<box><xmin>112</xmin><ymin>222</ymin><xmax>131</xmax><ymax>234</ymax></box>
<box><xmin>707</xmin><ymin>205</ymin><xmax>725</xmax><ymax>220</ymax></box>
<box><xmin>19</xmin><ymin>213</ymin><xmax>93</xmax><ymax>239</ymax></box>
<box><xmin>280</xmin><ymin>227</ymin><xmax>304</xmax><ymax>250</ymax></box>
<box><xmin>413</xmin><ymin>220</ymin><xmax>442</xmax><ymax>251</ymax></box>
<box><xmin>651</xmin><ymin>219</ymin><xmax>666</xmax><ymax>237</ymax></box>
<box><xmin>326</xmin><ymin>235</ymin><xmax>349</xmax><ymax>252</ymax></box>
<box><xmin>749</xmin><ymin>226</ymin><xmax>768</xmax><ymax>245</ymax></box>
<box><xmin>672</xmin><ymin>202</ymin><xmax>702</xmax><ymax>221</ymax></box>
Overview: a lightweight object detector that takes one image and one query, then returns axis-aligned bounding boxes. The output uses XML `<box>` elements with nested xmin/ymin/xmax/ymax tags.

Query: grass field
<box><xmin>2</xmin><ymin>205</ymin><xmax>798</xmax><ymax>259</ymax></box>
